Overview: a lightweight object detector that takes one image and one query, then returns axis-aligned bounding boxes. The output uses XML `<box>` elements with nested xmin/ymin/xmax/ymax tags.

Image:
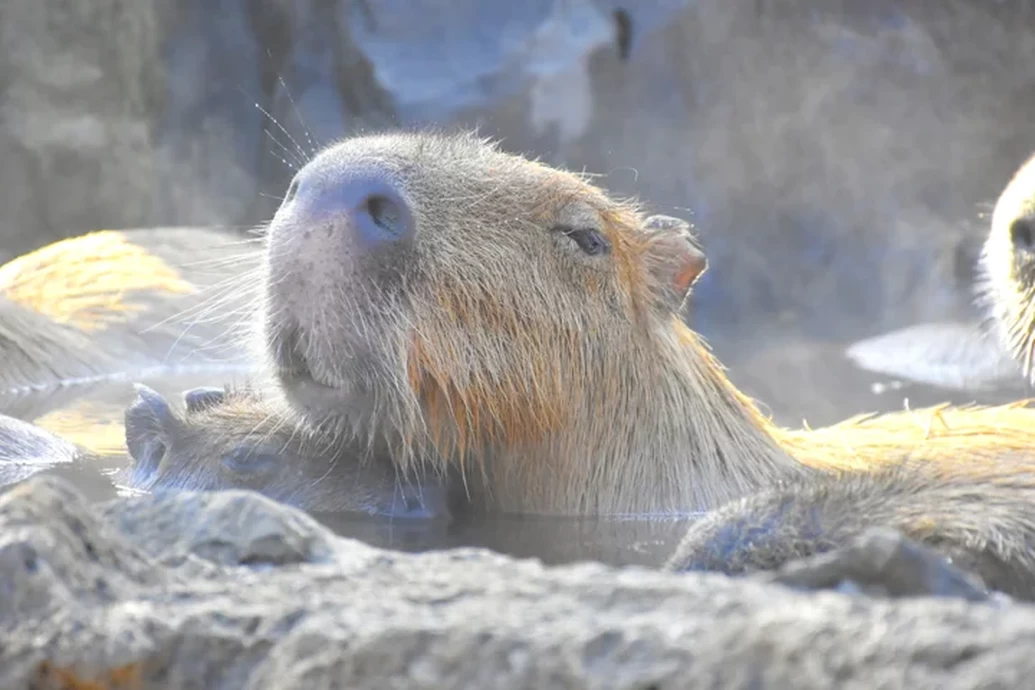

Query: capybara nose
<box><xmin>322</xmin><ymin>176</ymin><xmax>415</xmax><ymax>247</ymax></box>
<box><xmin>1010</xmin><ymin>218</ymin><xmax>1035</xmax><ymax>256</ymax></box>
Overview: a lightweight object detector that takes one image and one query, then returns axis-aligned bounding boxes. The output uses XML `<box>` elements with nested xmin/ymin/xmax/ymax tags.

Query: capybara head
<box><xmin>260</xmin><ymin>131</ymin><xmax>708</xmax><ymax>483</ymax></box>
<box><xmin>120</xmin><ymin>383</ymin><xmax>447</xmax><ymax>518</ymax></box>
<box><xmin>980</xmin><ymin>151</ymin><xmax>1035</xmax><ymax>382</ymax></box>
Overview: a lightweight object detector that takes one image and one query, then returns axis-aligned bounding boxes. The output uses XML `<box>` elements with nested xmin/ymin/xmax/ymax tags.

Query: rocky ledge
<box><xmin>2</xmin><ymin>475</ymin><xmax>1034</xmax><ymax>690</ymax></box>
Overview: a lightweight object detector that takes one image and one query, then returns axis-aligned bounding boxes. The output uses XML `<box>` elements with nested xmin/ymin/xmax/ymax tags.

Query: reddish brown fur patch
<box><xmin>407</xmin><ymin>281</ymin><xmax>578</xmax><ymax>472</ymax></box>
<box><xmin>32</xmin><ymin>661</ymin><xmax>143</xmax><ymax>690</ymax></box>
<box><xmin>600</xmin><ymin>207</ymin><xmax>651</xmax><ymax>317</ymax></box>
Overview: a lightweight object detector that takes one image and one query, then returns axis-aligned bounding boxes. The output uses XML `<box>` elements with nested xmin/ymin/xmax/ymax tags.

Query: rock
<box><xmin>97</xmin><ymin>489</ymin><xmax>337</xmax><ymax>570</ymax></box>
<box><xmin>760</xmin><ymin>527</ymin><xmax>999</xmax><ymax>603</ymax></box>
<box><xmin>0</xmin><ymin>0</ymin><xmax>162</xmax><ymax>259</ymax></box>
<box><xmin>2</xmin><ymin>475</ymin><xmax>1035</xmax><ymax>689</ymax></box>
<box><xmin>844</xmin><ymin>321</ymin><xmax>1026</xmax><ymax>394</ymax></box>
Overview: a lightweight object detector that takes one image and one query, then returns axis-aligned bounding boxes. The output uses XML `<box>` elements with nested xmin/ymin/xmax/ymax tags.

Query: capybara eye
<box><xmin>284</xmin><ymin>178</ymin><xmax>300</xmax><ymax>204</ymax></box>
<box><xmin>182</xmin><ymin>386</ymin><xmax>227</xmax><ymax>415</ymax></box>
<box><xmin>222</xmin><ymin>448</ymin><xmax>277</xmax><ymax>475</ymax></box>
<box><xmin>556</xmin><ymin>226</ymin><xmax>611</xmax><ymax>256</ymax></box>
<box><xmin>1010</xmin><ymin>217</ymin><xmax>1035</xmax><ymax>253</ymax></box>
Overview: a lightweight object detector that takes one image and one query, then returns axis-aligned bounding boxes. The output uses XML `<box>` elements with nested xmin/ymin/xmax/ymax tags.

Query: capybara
<box><xmin>0</xmin><ymin>227</ymin><xmax>262</xmax><ymax>397</ymax></box>
<box><xmin>251</xmin><ymin>131</ymin><xmax>1035</xmax><ymax>526</ymax></box>
<box><xmin>118</xmin><ymin>383</ymin><xmax>448</xmax><ymax>519</ymax></box>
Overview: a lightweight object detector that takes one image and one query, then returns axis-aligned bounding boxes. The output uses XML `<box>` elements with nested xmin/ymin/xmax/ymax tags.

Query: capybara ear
<box><xmin>182</xmin><ymin>386</ymin><xmax>227</xmax><ymax>415</ymax></box>
<box><xmin>642</xmin><ymin>214</ymin><xmax>708</xmax><ymax>311</ymax></box>
<box><xmin>124</xmin><ymin>383</ymin><xmax>177</xmax><ymax>473</ymax></box>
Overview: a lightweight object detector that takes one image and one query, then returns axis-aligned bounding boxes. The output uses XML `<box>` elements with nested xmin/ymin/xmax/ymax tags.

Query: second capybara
<box><xmin>979</xmin><ymin>149</ymin><xmax>1035</xmax><ymax>382</ymax></box>
<box><xmin>845</xmin><ymin>148</ymin><xmax>1035</xmax><ymax>394</ymax></box>
<box><xmin>241</xmin><ymin>130</ymin><xmax>1035</xmax><ymax>523</ymax></box>
<box><xmin>117</xmin><ymin>383</ymin><xmax>448</xmax><ymax>519</ymax></box>
<box><xmin>0</xmin><ymin>227</ymin><xmax>263</xmax><ymax>397</ymax></box>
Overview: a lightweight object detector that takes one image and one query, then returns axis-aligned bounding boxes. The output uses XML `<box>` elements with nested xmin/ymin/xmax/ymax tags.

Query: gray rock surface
<box><xmin>844</xmin><ymin>321</ymin><xmax>1027</xmax><ymax>394</ymax></box>
<box><xmin>3</xmin><ymin>474</ymin><xmax>1035</xmax><ymax>690</ymax></box>
<box><xmin>0</xmin><ymin>0</ymin><xmax>162</xmax><ymax>261</ymax></box>
<box><xmin>759</xmin><ymin>527</ymin><xmax>1001</xmax><ymax>604</ymax></box>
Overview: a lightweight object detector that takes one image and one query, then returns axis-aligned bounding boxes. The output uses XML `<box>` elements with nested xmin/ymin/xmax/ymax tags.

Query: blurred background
<box><xmin>3</xmin><ymin>0</ymin><xmax>1033</xmax><ymax>426</ymax></box>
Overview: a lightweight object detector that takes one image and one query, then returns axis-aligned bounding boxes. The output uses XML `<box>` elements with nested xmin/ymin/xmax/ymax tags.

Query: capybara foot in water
<box><xmin>666</xmin><ymin>461</ymin><xmax>1035</xmax><ymax>601</ymax></box>
<box><xmin>0</xmin><ymin>227</ymin><xmax>262</xmax><ymax>397</ymax></box>
<box><xmin>118</xmin><ymin>384</ymin><xmax>448</xmax><ymax>519</ymax></box>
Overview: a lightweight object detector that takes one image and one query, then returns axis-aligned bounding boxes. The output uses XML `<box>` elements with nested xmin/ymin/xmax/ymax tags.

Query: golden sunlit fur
<box><xmin>0</xmin><ymin>230</ymin><xmax>195</xmax><ymax>332</ymax></box>
<box><xmin>0</xmin><ymin>227</ymin><xmax>263</xmax><ymax>396</ymax></box>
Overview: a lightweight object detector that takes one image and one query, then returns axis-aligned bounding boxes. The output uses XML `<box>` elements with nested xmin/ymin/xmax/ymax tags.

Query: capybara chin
<box><xmin>259</xmin><ymin>130</ymin><xmax>1035</xmax><ymax>518</ymax></box>
<box><xmin>119</xmin><ymin>384</ymin><xmax>447</xmax><ymax>519</ymax></box>
<box><xmin>979</xmin><ymin>150</ymin><xmax>1035</xmax><ymax>382</ymax></box>
<box><xmin>0</xmin><ymin>227</ymin><xmax>262</xmax><ymax>398</ymax></box>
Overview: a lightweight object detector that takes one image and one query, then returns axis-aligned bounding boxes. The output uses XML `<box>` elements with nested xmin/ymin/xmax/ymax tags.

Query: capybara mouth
<box><xmin>274</xmin><ymin>325</ymin><xmax>339</xmax><ymax>393</ymax></box>
<box><xmin>267</xmin><ymin>320</ymin><xmax>375</xmax><ymax>421</ymax></box>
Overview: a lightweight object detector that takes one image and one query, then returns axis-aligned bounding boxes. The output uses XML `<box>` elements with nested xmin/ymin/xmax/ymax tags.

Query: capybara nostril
<box><xmin>1010</xmin><ymin>217</ymin><xmax>1035</xmax><ymax>255</ymax></box>
<box><xmin>345</xmin><ymin>182</ymin><xmax>414</xmax><ymax>247</ymax></box>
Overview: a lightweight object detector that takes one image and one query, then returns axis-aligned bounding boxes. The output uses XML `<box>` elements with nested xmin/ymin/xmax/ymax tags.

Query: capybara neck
<box><xmin>259</xmin><ymin>130</ymin><xmax>808</xmax><ymax>515</ymax></box>
<box><xmin>418</xmin><ymin>315</ymin><xmax>803</xmax><ymax>515</ymax></box>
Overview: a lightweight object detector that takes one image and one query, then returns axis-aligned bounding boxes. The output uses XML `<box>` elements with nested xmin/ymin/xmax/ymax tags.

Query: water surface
<box><xmin>0</xmin><ymin>336</ymin><xmax>1020</xmax><ymax>569</ymax></box>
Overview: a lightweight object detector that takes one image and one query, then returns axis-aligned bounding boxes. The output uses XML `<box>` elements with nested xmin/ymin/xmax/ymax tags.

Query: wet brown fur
<box><xmin>0</xmin><ymin>227</ymin><xmax>263</xmax><ymax>395</ymax></box>
<box><xmin>260</xmin><ymin>131</ymin><xmax>1035</xmax><ymax>519</ymax></box>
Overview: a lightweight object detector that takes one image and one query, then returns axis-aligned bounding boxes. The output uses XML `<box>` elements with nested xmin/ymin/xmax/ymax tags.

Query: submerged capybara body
<box><xmin>118</xmin><ymin>384</ymin><xmax>448</xmax><ymax>518</ymax></box>
<box><xmin>0</xmin><ymin>227</ymin><xmax>262</xmax><ymax>396</ymax></box>
<box><xmin>665</xmin><ymin>456</ymin><xmax>1035</xmax><ymax>598</ymax></box>
<box><xmin>249</xmin><ymin>130</ymin><xmax>1035</xmax><ymax>527</ymax></box>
